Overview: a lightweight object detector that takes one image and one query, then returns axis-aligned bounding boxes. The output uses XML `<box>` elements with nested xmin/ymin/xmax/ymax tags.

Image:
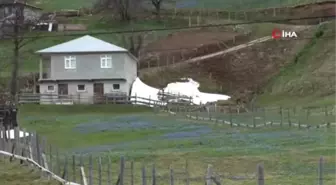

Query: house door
<box><xmin>94</xmin><ymin>83</ymin><xmax>104</xmax><ymax>95</ymax></box>
<box><xmin>93</xmin><ymin>83</ymin><xmax>104</xmax><ymax>104</ymax></box>
<box><xmin>58</xmin><ymin>84</ymin><xmax>68</xmax><ymax>99</ymax></box>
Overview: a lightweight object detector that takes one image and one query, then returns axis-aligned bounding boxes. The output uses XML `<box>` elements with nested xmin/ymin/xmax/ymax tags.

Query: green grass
<box><xmin>19</xmin><ymin>104</ymin><xmax>153</xmax><ymax>149</ymax></box>
<box><xmin>16</xmin><ymin>105</ymin><xmax>336</xmax><ymax>185</ymax></box>
<box><xmin>256</xmin><ymin>21</ymin><xmax>336</xmax><ymax>107</ymax></box>
<box><xmin>0</xmin><ymin>159</ymin><xmax>59</xmax><ymax>185</ymax></box>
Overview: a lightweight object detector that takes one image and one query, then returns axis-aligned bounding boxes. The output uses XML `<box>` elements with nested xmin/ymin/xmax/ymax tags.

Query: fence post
<box><xmin>263</xmin><ymin>108</ymin><xmax>267</xmax><ymax>126</ymax></box>
<box><xmin>252</xmin><ymin>108</ymin><xmax>256</xmax><ymax>128</ymax></box>
<box><xmin>318</xmin><ymin>156</ymin><xmax>324</xmax><ymax>185</ymax></box>
<box><xmin>170</xmin><ymin>165</ymin><xmax>174</xmax><ymax>185</ymax></box>
<box><xmin>107</xmin><ymin>156</ymin><xmax>112</xmax><ymax>185</ymax></box>
<box><xmin>206</xmin><ymin>164</ymin><xmax>213</xmax><ymax>185</ymax></box>
<box><xmin>257</xmin><ymin>164</ymin><xmax>264</xmax><ymax>185</ymax></box>
<box><xmin>229</xmin><ymin>104</ymin><xmax>233</xmax><ymax>127</ymax></box>
<box><xmin>152</xmin><ymin>163</ymin><xmax>156</xmax><ymax>185</ymax></box>
<box><xmin>280</xmin><ymin>107</ymin><xmax>283</xmax><ymax>127</ymax></box>
<box><xmin>324</xmin><ymin>106</ymin><xmax>330</xmax><ymax>127</ymax></box>
<box><xmin>287</xmin><ymin>108</ymin><xmax>291</xmax><ymax>127</ymax></box>
<box><xmin>14</xmin><ymin>127</ymin><xmax>19</xmax><ymax>155</ymax></box>
<box><xmin>63</xmin><ymin>155</ymin><xmax>69</xmax><ymax>181</ymax></box>
<box><xmin>119</xmin><ymin>156</ymin><xmax>125</xmax><ymax>185</ymax></box>
<box><xmin>35</xmin><ymin>133</ymin><xmax>41</xmax><ymax>165</ymax></box>
<box><xmin>89</xmin><ymin>155</ymin><xmax>93</xmax><ymax>185</ymax></box>
<box><xmin>49</xmin><ymin>144</ymin><xmax>53</xmax><ymax>173</ymax></box>
<box><xmin>142</xmin><ymin>164</ymin><xmax>146</xmax><ymax>185</ymax></box>
<box><xmin>56</xmin><ymin>148</ymin><xmax>61</xmax><ymax>176</ymax></box>
<box><xmin>72</xmin><ymin>155</ymin><xmax>76</xmax><ymax>183</ymax></box>
<box><xmin>0</xmin><ymin>126</ymin><xmax>5</xmax><ymax>154</ymax></box>
<box><xmin>185</xmin><ymin>160</ymin><xmax>190</xmax><ymax>185</ymax></box>
<box><xmin>130</xmin><ymin>161</ymin><xmax>134</xmax><ymax>185</ymax></box>
<box><xmin>98</xmin><ymin>157</ymin><xmax>102</xmax><ymax>185</ymax></box>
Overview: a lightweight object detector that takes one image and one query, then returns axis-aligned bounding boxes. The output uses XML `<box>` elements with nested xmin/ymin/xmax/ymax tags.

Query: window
<box><xmin>100</xmin><ymin>55</ymin><xmax>112</xmax><ymax>68</ymax></box>
<box><xmin>77</xmin><ymin>84</ymin><xmax>86</xmax><ymax>92</ymax></box>
<box><xmin>64</xmin><ymin>56</ymin><xmax>76</xmax><ymax>69</ymax></box>
<box><xmin>113</xmin><ymin>84</ymin><xmax>120</xmax><ymax>90</ymax></box>
<box><xmin>47</xmin><ymin>85</ymin><xmax>54</xmax><ymax>92</ymax></box>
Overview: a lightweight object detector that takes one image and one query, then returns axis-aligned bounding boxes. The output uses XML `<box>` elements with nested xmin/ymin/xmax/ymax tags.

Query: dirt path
<box><xmin>140</xmin><ymin>25</ymin><xmax>310</xmax><ymax>75</ymax></box>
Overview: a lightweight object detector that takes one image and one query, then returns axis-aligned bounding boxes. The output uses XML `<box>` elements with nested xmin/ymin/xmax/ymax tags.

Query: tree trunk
<box><xmin>156</xmin><ymin>5</ymin><xmax>161</xmax><ymax>22</ymax></box>
<box><xmin>10</xmin><ymin>33</ymin><xmax>19</xmax><ymax>102</ymax></box>
<box><xmin>9</xmin><ymin>4</ymin><xmax>24</xmax><ymax>102</ymax></box>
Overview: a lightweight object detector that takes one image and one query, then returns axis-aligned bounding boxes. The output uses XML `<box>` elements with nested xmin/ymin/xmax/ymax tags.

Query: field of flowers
<box><xmin>18</xmin><ymin>105</ymin><xmax>336</xmax><ymax>185</ymax></box>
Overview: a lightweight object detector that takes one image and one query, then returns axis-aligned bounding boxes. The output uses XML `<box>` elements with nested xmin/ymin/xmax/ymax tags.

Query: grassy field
<box><xmin>16</xmin><ymin>104</ymin><xmax>336</xmax><ymax>185</ymax></box>
<box><xmin>0</xmin><ymin>159</ymin><xmax>59</xmax><ymax>185</ymax></box>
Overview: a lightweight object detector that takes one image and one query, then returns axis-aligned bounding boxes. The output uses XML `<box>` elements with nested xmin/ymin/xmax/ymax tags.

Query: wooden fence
<box><xmin>0</xmin><ymin>127</ymin><xmax>264</xmax><ymax>185</ymax></box>
<box><xmin>17</xmin><ymin>93</ymin><xmax>193</xmax><ymax>107</ymax></box>
<box><xmin>173</xmin><ymin>105</ymin><xmax>336</xmax><ymax>129</ymax></box>
<box><xmin>0</xmin><ymin>126</ymin><xmax>330</xmax><ymax>185</ymax></box>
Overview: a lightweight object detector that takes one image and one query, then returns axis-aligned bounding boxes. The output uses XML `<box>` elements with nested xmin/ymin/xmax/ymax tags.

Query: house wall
<box><xmin>39</xmin><ymin>79</ymin><xmax>131</xmax><ymax>104</ymax></box>
<box><xmin>49</xmin><ymin>52</ymin><xmax>128</xmax><ymax>80</ymax></box>
<box><xmin>98</xmin><ymin>80</ymin><xmax>127</xmax><ymax>94</ymax></box>
<box><xmin>41</xmin><ymin>52</ymin><xmax>137</xmax><ymax>95</ymax></box>
<box><xmin>39</xmin><ymin>82</ymin><xmax>58</xmax><ymax>104</ymax></box>
<box><xmin>39</xmin><ymin>81</ymin><xmax>94</xmax><ymax>104</ymax></box>
<box><xmin>123</xmin><ymin>54</ymin><xmax>137</xmax><ymax>95</ymax></box>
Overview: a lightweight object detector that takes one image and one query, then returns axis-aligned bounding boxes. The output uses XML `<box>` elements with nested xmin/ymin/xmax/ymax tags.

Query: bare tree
<box><xmin>122</xmin><ymin>34</ymin><xmax>143</xmax><ymax>57</ymax></box>
<box><xmin>0</xmin><ymin>0</ymin><xmax>42</xmax><ymax>101</ymax></box>
<box><xmin>151</xmin><ymin>0</ymin><xmax>163</xmax><ymax>21</ymax></box>
<box><xmin>94</xmin><ymin>0</ymin><xmax>143</xmax><ymax>22</ymax></box>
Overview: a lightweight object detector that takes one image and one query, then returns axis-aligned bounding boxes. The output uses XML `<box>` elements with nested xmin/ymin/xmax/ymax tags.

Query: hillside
<box><xmin>257</xmin><ymin>20</ymin><xmax>335</xmax><ymax>106</ymax></box>
<box><xmin>140</xmin><ymin>25</ymin><xmax>311</xmax><ymax>98</ymax></box>
<box><xmin>29</xmin><ymin>0</ymin><xmax>330</xmax><ymax>10</ymax></box>
<box><xmin>0</xmin><ymin>0</ymin><xmax>334</xmax><ymax>107</ymax></box>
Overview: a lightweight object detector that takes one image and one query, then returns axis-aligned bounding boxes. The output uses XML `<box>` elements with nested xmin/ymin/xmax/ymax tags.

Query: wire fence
<box><xmin>170</xmin><ymin>104</ymin><xmax>336</xmax><ymax>129</ymax></box>
<box><xmin>0</xmin><ymin>124</ymin><xmax>335</xmax><ymax>185</ymax></box>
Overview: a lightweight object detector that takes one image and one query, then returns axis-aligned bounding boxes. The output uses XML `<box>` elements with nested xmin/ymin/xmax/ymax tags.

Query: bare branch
<box><xmin>93</xmin><ymin>0</ymin><xmax>143</xmax><ymax>21</ymax></box>
<box><xmin>150</xmin><ymin>0</ymin><xmax>163</xmax><ymax>21</ymax></box>
<box><xmin>0</xmin><ymin>0</ymin><xmax>44</xmax><ymax>100</ymax></box>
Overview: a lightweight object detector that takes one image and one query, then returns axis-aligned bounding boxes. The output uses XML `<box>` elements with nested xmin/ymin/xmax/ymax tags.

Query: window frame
<box><xmin>64</xmin><ymin>56</ymin><xmax>76</xmax><ymax>69</ymax></box>
<box><xmin>100</xmin><ymin>55</ymin><xmax>112</xmax><ymax>69</ymax></box>
<box><xmin>46</xmin><ymin>85</ymin><xmax>55</xmax><ymax>92</ymax></box>
<box><xmin>76</xmin><ymin>84</ymin><xmax>86</xmax><ymax>92</ymax></box>
<box><xmin>113</xmin><ymin>84</ymin><xmax>120</xmax><ymax>90</ymax></box>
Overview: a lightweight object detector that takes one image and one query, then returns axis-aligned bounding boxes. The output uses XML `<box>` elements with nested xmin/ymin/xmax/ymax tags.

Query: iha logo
<box><xmin>272</xmin><ymin>29</ymin><xmax>298</xmax><ymax>39</ymax></box>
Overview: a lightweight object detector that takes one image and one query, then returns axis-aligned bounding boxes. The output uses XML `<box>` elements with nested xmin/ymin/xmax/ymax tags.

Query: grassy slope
<box><xmin>257</xmin><ymin>21</ymin><xmax>336</xmax><ymax>107</ymax></box>
<box><xmin>0</xmin><ymin>159</ymin><xmax>59</xmax><ymax>185</ymax></box>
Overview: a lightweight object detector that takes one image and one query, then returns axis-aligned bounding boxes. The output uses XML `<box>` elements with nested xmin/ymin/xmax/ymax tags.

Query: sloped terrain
<box><xmin>140</xmin><ymin>22</ymin><xmax>335</xmax><ymax>105</ymax></box>
<box><xmin>257</xmin><ymin>20</ymin><xmax>335</xmax><ymax>106</ymax></box>
<box><xmin>140</xmin><ymin>29</ymin><xmax>248</xmax><ymax>69</ymax></box>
